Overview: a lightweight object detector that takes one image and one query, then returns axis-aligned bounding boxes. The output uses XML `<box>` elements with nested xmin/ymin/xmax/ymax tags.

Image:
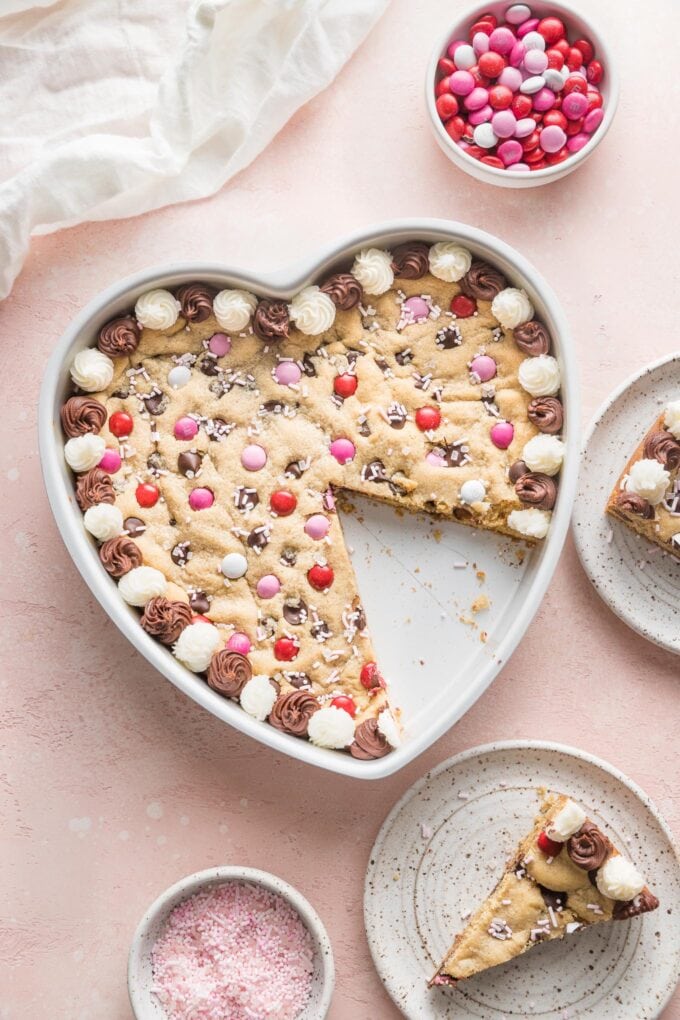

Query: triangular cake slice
<box><xmin>431</xmin><ymin>792</ymin><xmax>659</xmax><ymax>987</ymax></box>
<box><xmin>605</xmin><ymin>400</ymin><xmax>680</xmax><ymax>559</ymax></box>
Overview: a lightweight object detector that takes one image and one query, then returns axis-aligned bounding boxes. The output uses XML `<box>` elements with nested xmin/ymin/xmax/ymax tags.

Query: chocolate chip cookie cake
<box><xmin>432</xmin><ymin>792</ymin><xmax>659</xmax><ymax>986</ymax></box>
<box><xmin>605</xmin><ymin>401</ymin><xmax>680</xmax><ymax>559</ymax></box>
<box><xmin>60</xmin><ymin>239</ymin><xmax>566</xmax><ymax>759</ymax></box>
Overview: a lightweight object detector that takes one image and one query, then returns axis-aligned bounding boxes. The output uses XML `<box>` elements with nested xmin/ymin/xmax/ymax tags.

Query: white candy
<box><xmin>460</xmin><ymin>479</ymin><xmax>487</xmax><ymax>504</ymax></box>
<box><xmin>307</xmin><ymin>705</ymin><xmax>355</xmax><ymax>749</ymax></box>
<box><xmin>213</xmin><ymin>289</ymin><xmax>257</xmax><ymax>332</ymax></box>
<box><xmin>70</xmin><ymin>348</ymin><xmax>114</xmax><ymax>392</ymax></box>
<box><xmin>135</xmin><ymin>289</ymin><xmax>181</xmax><ymax>331</ymax></box>
<box><xmin>167</xmin><ymin>365</ymin><xmax>192</xmax><ymax>389</ymax></box>
<box><xmin>173</xmin><ymin>621</ymin><xmax>221</xmax><ymax>672</ymax></box>
<box><xmin>84</xmin><ymin>503</ymin><xmax>123</xmax><ymax>541</ymax></box>
<box><xmin>520</xmin><ymin>75</ymin><xmax>545</xmax><ymax>94</ymax></box>
<box><xmin>625</xmin><ymin>459</ymin><xmax>670</xmax><ymax>505</ymax></box>
<box><xmin>453</xmin><ymin>44</ymin><xmax>476</xmax><ymax>69</ymax></box>
<box><xmin>64</xmin><ymin>433</ymin><xmax>106</xmax><ymax>472</ymax></box>
<box><xmin>543</xmin><ymin>68</ymin><xmax>565</xmax><ymax>92</ymax></box>
<box><xmin>240</xmin><ymin>675</ymin><xmax>277</xmax><ymax>721</ymax></box>
<box><xmin>221</xmin><ymin>552</ymin><xmax>248</xmax><ymax>579</ymax></box>
<box><xmin>507</xmin><ymin>508</ymin><xmax>551</xmax><ymax>539</ymax></box>
<box><xmin>118</xmin><ymin>565</ymin><xmax>167</xmax><ymax>606</ymax></box>
<box><xmin>596</xmin><ymin>856</ymin><xmax>645</xmax><ymax>902</ymax></box>
<box><xmin>428</xmin><ymin>242</ymin><xmax>472</xmax><ymax>283</ymax></box>
<box><xmin>522</xmin><ymin>30</ymin><xmax>546</xmax><ymax>51</ymax></box>
<box><xmin>523</xmin><ymin>434</ymin><xmax>565</xmax><ymax>476</ymax></box>
<box><xmin>505</xmin><ymin>4</ymin><xmax>532</xmax><ymax>25</ymax></box>
<box><xmin>473</xmin><ymin>123</ymin><xmax>498</xmax><ymax>149</ymax></box>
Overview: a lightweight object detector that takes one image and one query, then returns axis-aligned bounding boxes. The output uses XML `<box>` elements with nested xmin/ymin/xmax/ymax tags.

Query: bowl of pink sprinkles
<box><xmin>128</xmin><ymin>866</ymin><xmax>335</xmax><ymax>1020</ymax></box>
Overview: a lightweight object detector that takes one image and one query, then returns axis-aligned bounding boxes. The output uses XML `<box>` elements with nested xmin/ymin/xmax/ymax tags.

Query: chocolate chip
<box><xmin>283</xmin><ymin>598</ymin><xmax>308</xmax><ymax>626</ymax></box>
<box><xmin>436</xmin><ymin>325</ymin><xmax>462</xmax><ymax>350</ymax></box>
<box><xmin>509</xmin><ymin>460</ymin><xmax>529</xmax><ymax>483</ymax></box>
<box><xmin>395</xmin><ymin>348</ymin><xmax>412</xmax><ymax>366</ymax></box>
<box><xmin>171</xmin><ymin>542</ymin><xmax>190</xmax><ymax>566</ymax></box>
<box><xmin>143</xmin><ymin>391</ymin><xmax>168</xmax><ymax>415</ymax></box>
<box><xmin>178</xmin><ymin>451</ymin><xmax>203</xmax><ymax>477</ymax></box>
<box><xmin>311</xmin><ymin>619</ymin><xmax>331</xmax><ymax>641</ymax></box>
<box><xmin>247</xmin><ymin>526</ymin><xmax>270</xmax><ymax>552</ymax></box>
<box><xmin>124</xmin><ymin>516</ymin><xmax>145</xmax><ymax>537</ymax></box>
<box><xmin>280</xmin><ymin>547</ymin><xmax>297</xmax><ymax>567</ymax></box>
<box><xmin>199</xmin><ymin>354</ymin><xmax>220</xmax><ymax>376</ymax></box>
<box><xmin>538</xmin><ymin>885</ymin><xmax>568</xmax><ymax>911</ymax></box>
<box><xmin>147</xmin><ymin>451</ymin><xmax>165</xmax><ymax>472</ymax></box>
<box><xmin>361</xmin><ymin>460</ymin><xmax>388</xmax><ymax>484</ymax></box>
<box><xmin>284</xmin><ymin>460</ymin><xmax>306</xmax><ymax>480</ymax></box>
<box><xmin>285</xmin><ymin>671</ymin><xmax>312</xmax><ymax>690</ymax></box>
<box><xmin>301</xmin><ymin>353</ymin><xmax>317</xmax><ymax>377</ymax></box>
<box><xmin>189</xmin><ymin>591</ymin><xmax>210</xmax><ymax>614</ymax></box>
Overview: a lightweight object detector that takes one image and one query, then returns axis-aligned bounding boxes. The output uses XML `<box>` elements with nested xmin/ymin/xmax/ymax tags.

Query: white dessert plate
<box><xmin>572</xmin><ymin>353</ymin><xmax>680</xmax><ymax>655</ymax></box>
<box><xmin>364</xmin><ymin>740</ymin><xmax>680</xmax><ymax>1019</ymax></box>
<box><xmin>39</xmin><ymin>219</ymin><xmax>579</xmax><ymax>779</ymax></box>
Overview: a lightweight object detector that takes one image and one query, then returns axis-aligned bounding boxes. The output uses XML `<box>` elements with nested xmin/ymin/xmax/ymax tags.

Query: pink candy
<box><xmin>490</xmin><ymin>421</ymin><xmax>514</xmax><ymax>449</ymax></box>
<box><xmin>450</xmin><ymin>70</ymin><xmax>475</xmax><ymax>96</ymax></box>
<box><xmin>532</xmin><ymin>87</ymin><xmax>555</xmax><ymax>112</ymax></box>
<box><xmin>470</xmin><ymin>354</ymin><xmax>497</xmax><ymax>382</ymax></box>
<box><xmin>491</xmin><ymin>110</ymin><xmax>516</xmax><ymax>138</ymax></box>
<box><xmin>426</xmin><ymin>451</ymin><xmax>447</xmax><ymax>468</ymax></box>
<box><xmin>208</xmin><ymin>332</ymin><xmax>231</xmax><ymax>356</ymax></box>
<box><xmin>304</xmin><ymin>514</ymin><xmax>330</xmax><ymax>540</ymax></box>
<box><xmin>403</xmin><ymin>295</ymin><xmax>430</xmax><ymax>321</ymax></box>
<box><xmin>241</xmin><ymin>444</ymin><xmax>267</xmax><ymax>471</ymax></box>
<box><xmin>562</xmin><ymin>92</ymin><xmax>589</xmax><ymax>120</ymax></box>
<box><xmin>189</xmin><ymin>487</ymin><xmax>214</xmax><ymax>510</ymax></box>
<box><xmin>469</xmin><ymin>105</ymin><xmax>493</xmax><ymax>126</ymax></box>
<box><xmin>330</xmin><ymin>437</ymin><xmax>355</xmax><ymax>464</ymax></box>
<box><xmin>498</xmin><ymin>139</ymin><xmax>523</xmax><ymax>166</ymax></box>
<box><xmin>584</xmin><ymin>108</ymin><xmax>604</xmax><ymax>133</ymax></box>
<box><xmin>489</xmin><ymin>27</ymin><xmax>515</xmax><ymax>54</ymax></box>
<box><xmin>227</xmin><ymin>632</ymin><xmax>251</xmax><ymax>654</ymax></box>
<box><xmin>523</xmin><ymin>48</ymin><xmax>548</xmax><ymax>74</ymax></box>
<box><xmin>274</xmin><ymin>361</ymin><xmax>302</xmax><ymax>386</ymax></box>
<box><xmin>464</xmin><ymin>87</ymin><xmax>489</xmax><ymax>111</ymax></box>
<box><xmin>540</xmin><ymin>124</ymin><xmax>567</xmax><ymax>153</ymax></box>
<box><xmin>567</xmin><ymin>132</ymin><xmax>590</xmax><ymax>153</ymax></box>
<box><xmin>174</xmin><ymin>416</ymin><xmax>198</xmax><ymax>441</ymax></box>
<box><xmin>99</xmin><ymin>448</ymin><xmax>121</xmax><ymax>473</ymax></box>
<box><xmin>256</xmin><ymin>574</ymin><xmax>281</xmax><ymax>599</ymax></box>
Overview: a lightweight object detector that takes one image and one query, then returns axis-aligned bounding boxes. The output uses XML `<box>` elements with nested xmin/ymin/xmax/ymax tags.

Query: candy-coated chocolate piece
<box><xmin>472</xmin><ymin>31</ymin><xmax>490</xmax><ymax>55</ymax></box>
<box><xmin>478</xmin><ymin>50</ymin><xmax>505</xmax><ymax>78</ymax></box>
<box><xmin>488</xmin><ymin>26</ymin><xmax>515</xmax><ymax>54</ymax></box>
<box><xmin>545</xmin><ymin>47</ymin><xmax>565</xmax><ymax>70</ymax></box>
<box><xmin>330</xmin><ymin>438</ymin><xmax>355</xmax><ymax>464</ymax></box>
<box><xmin>566</xmin><ymin>132</ymin><xmax>590</xmax><ymax>153</ymax></box>
<box><xmin>505</xmin><ymin>4</ymin><xmax>531</xmax><ymax>26</ymax></box>
<box><xmin>99</xmin><ymin>448</ymin><xmax>122</xmax><ymax>473</ymax></box>
<box><xmin>473</xmin><ymin>122</ymin><xmax>497</xmax><ymax>148</ymax></box>
<box><xmin>307</xmin><ymin>563</ymin><xmax>334</xmax><ymax>590</ymax></box>
<box><xmin>360</xmin><ymin>661</ymin><xmax>384</xmax><ymax>689</ymax></box>
<box><xmin>136</xmin><ymin>482</ymin><xmax>160</xmax><ymax>508</ymax></box>
<box><xmin>168</xmin><ymin>365</ymin><xmax>192</xmax><ymax>389</ymax></box>
<box><xmin>543</xmin><ymin>109</ymin><xmax>567</xmax><ymax>130</ymax></box>
<box><xmin>521</xmin><ymin>30</ymin><xmax>546</xmax><ymax>50</ymax></box>
<box><xmin>537</xmin><ymin>830</ymin><xmax>563</xmax><ymax>856</ymax></box>
<box><xmin>490</xmin><ymin>420</ymin><xmax>515</xmax><ymax>449</ymax></box>
<box><xmin>436</xmin><ymin>93</ymin><xmax>459</xmax><ymax>120</ymax></box>
<box><xmin>464</xmin><ymin>86</ymin><xmax>490</xmax><ymax>111</ymax></box>
<box><xmin>506</xmin><ymin>161</ymin><xmax>530</xmax><ymax>170</ymax></box>
<box><xmin>221</xmin><ymin>552</ymin><xmax>247</xmax><ymax>579</ymax></box>
<box><xmin>403</xmin><ymin>295</ymin><xmax>430</xmax><ymax>321</ymax></box>
<box><xmin>274</xmin><ymin>361</ymin><xmax>302</xmax><ymax>386</ymax></box>
<box><xmin>517</xmin><ymin>18</ymin><xmax>540</xmax><ymax>37</ymax></box>
<box><xmin>450</xmin><ymin>70</ymin><xmax>475</xmax><ymax>96</ymax></box>
<box><xmin>520</xmin><ymin>74</ymin><xmax>545</xmax><ymax>94</ymax></box>
<box><xmin>511</xmin><ymin>93</ymin><xmax>533</xmax><ymax>118</ymax></box>
<box><xmin>270</xmin><ymin>490</ymin><xmax>297</xmax><ymax>516</ymax></box>
<box><xmin>496</xmin><ymin>70</ymin><xmax>521</xmax><ymax>94</ymax></box>
<box><xmin>174</xmin><ymin>416</ymin><xmax>199</xmax><ymax>440</ymax></box>
<box><xmin>274</xmin><ymin>636</ymin><xmax>298</xmax><ymax>661</ymax></box>
<box><xmin>469</xmin><ymin>104</ymin><xmax>493</xmax><ymax>125</ymax></box>
<box><xmin>509</xmin><ymin>39</ymin><xmax>526</xmax><ymax>67</ymax></box>
<box><xmin>515</xmin><ymin>116</ymin><xmax>537</xmax><ymax>137</ymax></box>
<box><xmin>426</xmin><ymin>451</ymin><xmax>447</xmax><ymax>467</ymax></box>
<box><xmin>523</xmin><ymin>48</ymin><xmax>548</xmax><ymax>74</ymax></box>
<box><xmin>451</xmin><ymin>294</ymin><xmax>477</xmax><ymax>318</ymax></box>
<box><xmin>562</xmin><ymin>91</ymin><xmax>588</xmax><ymax>120</ymax></box>
<box><xmin>537</xmin><ymin>16</ymin><xmax>564</xmax><ymax>44</ymax></box>
<box><xmin>583</xmin><ymin>108</ymin><xmax>604</xmax><ymax>133</ymax></box>
<box><xmin>305</xmin><ymin>514</ymin><xmax>331</xmax><ymax>540</ymax></box>
<box><xmin>208</xmin><ymin>332</ymin><xmax>231</xmax><ymax>356</ymax></box>
<box><xmin>256</xmin><ymin>574</ymin><xmax>281</xmax><ymax>599</ymax></box>
<box><xmin>573</xmin><ymin>37</ymin><xmax>594</xmax><ymax>64</ymax></box>
<box><xmin>563</xmin><ymin>74</ymin><xmax>588</xmax><ymax>95</ymax></box>
<box><xmin>188</xmin><ymin>487</ymin><xmax>214</xmax><ymax>510</ymax></box>
<box><xmin>227</xmin><ymin>632</ymin><xmax>251</xmax><ymax>654</ymax></box>
<box><xmin>415</xmin><ymin>406</ymin><xmax>441</xmax><ymax>431</ymax></box>
<box><xmin>453</xmin><ymin>43</ymin><xmax>476</xmax><ymax>69</ymax></box>
<box><xmin>470</xmin><ymin>355</ymin><xmax>497</xmax><ymax>382</ymax></box>
<box><xmin>109</xmin><ymin>411</ymin><xmax>134</xmax><ymax>437</ymax></box>
<box><xmin>491</xmin><ymin>109</ymin><xmax>516</xmax><ymax>137</ymax></box>
<box><xmin>435</xmin><ymin>76</ymin><xmax>453</xmax><ymax>98</ymax></box>
<box><xmin>460</xmin><ymin>478</ymin><xmax>486</xmax><ymax>503</ymax></box>
<box><xmin>241</xmin><ymin>444</ymin><xmax>267</xmax><ymax>471</ymax></box>
<box><xmin>586</xmin><ymin>59</ymin><xmax>603</xmax><ymax>84</ymax></box>
<box><xmin>565</xmin><ymin>46</ymin><xmax>583</xmax><ymax>72</ymax></box>
<box><xmin>532</xmin><ymin>87</ymin><xmax>555</xmax><ymax>112</ymax></box>
<box><xmin>497</xmin><ymin>139</ymin><xmax>523</xmax><ymax>165</ymax></box>
<box><xmin>333</xmin><ymin>373</ymin><xmax>358</xmax><ymax>398</ymax></box>
<box><xmin>330</xmin><ymin>695</ymin><xmax>356</xmax><ymax>717</ymax></box>
<box><xmin>539</xmin><ymin>124</ymin><xmax>567</xmax><ymax>152</ymax></box>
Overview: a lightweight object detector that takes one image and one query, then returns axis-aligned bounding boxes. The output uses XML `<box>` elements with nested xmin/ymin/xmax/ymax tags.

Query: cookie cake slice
<box><xmin>431</xmin><ymin>792</ymin><xmax>659</xmax><ymax>987</ymax></box>
<box><xmin>605</xmin><ymin>400</ymin><xmax>680</xmax><ymax>559</ymax></box>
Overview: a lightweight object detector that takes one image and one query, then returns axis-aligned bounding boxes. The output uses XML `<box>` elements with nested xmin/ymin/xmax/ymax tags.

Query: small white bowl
<box><xmin>128</xmin><ymin>866</ymin><xmax>335</xmax><ymax>1020</ymax></box>
<box><xmin>426</xmin><ymin>0</ymin><xmax>619</xmax><ymax>188</ymax></box>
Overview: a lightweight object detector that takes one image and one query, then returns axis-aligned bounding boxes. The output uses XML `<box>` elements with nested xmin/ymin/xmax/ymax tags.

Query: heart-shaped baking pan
<box><xmin>39</xmin><ymin>219</ymin><xmax>579</xmax><ymax>779</ymax></box>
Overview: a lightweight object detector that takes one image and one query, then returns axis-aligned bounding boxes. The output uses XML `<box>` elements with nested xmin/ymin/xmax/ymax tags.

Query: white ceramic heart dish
<box><xmin>39</xmin><ymin>218</ymin><xmax>579</xmax><ymax>779</ymax></box>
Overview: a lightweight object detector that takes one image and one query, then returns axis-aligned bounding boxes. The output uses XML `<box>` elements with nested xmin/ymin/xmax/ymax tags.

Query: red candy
<box><xmin>437</xmin><ymin>56</ymin><xmax>455</xmax><ymax>77</ymax></box>
<box><xmin>574</xmin><ymin>37</ymin><xmax>594</xmax><ymax>64</ymax></box>
<box><xmin>450</xmin><ymin>294</ymin><xmax>476</xmax><ymax>318</ymax></box>
<box><xmin>136</xmin><ymin>482</ymin><xmax>159</xmax><ymax>508</ymax></box>
<box><xmin>488</xmin><ymin>85</ymin><xmax>513</xmax><ymax>110</ymax></box>
<box><xmin>192</xmin><ymin>615</ymin><xmax>211</xmax><ymax>625</ymax></box>
<box><xmin>537</xmin><ymin>17</ymin><xmax>564</xmax><ymax>44</ymax></box>
<box><xmin>360</xmin><ymin>661</ymin><xmax>384</xmax><ymax>690</ymax></box>
<box><xmin>545</xmin><ymin>48</ymin><xmax>564</xmax><ymax>70</ymax></box>
<box><xmin>415</xmin><ymin>406</ymin><xmax>441</xmax><ymax>431</ymax></box>
<box><xmin>563</xmin><ymin>75</ymin><xmax>587</xmax><ymax>96</ymax></box>
<box><xmin>553</xmin><ymin>37</ymin><xmax>570</xmax><ymax>57</ymax></box>
<box><xmin>333</xmin><ymin>373</ymin><xmax>359</xmax><ymax>398</ymax></box>
<box><xmin>436</xmin><ymin>93</ymin><xmax>459</xmax><ymax>121</ymax></box>
<box><xmin>543</xmin><ymin>110</ymin><xmax>567</xmax><ymax>131</ymax></box>
<box><xmin>481</xmin><ymin>155</ymin><xmax>504</xmax><ymax>168</ymax></box>
<box><xmin>435</xmin><ymin>77</ymin><xmax>452</xmax><ymax>98</ymax></box>
<box><xmin>274</xmin><ymin>637</ymin><xmax>298</xmax><ymax>662</ymax></box>
<box><xmin>308</xmin><ymin>563</ymin><xmax>334</xmax><ymax>591</ymax></box>
<box><xmin>537</xmin><ymin>831</ymin><xmax>563</xmax><ymax>857</ymax></box>
<box><xmin>565</xmin><ymin>46</ymin><xmax>584</xmax><ymax>71</ymax></box>
<box><xmin>330</xmin><ymin>695</ymin><xmax>356</xmax><ymax>718</ymax></box>
<box><xmin>109</xmin><ymin>411</ymin><xmax>133</xmax><ymax>437</ymax></box>
<box><xmin>522</xmin><ymin>130</ymin><xmax>541</xmax><ymax>152</ymax></box>
<box><xmin>270</xmin><ymin>490</ymin><xmax>297</xmax><ymax>516</ymax></box>
<box><xmin>478</xmin><ymin>51</ymin><xmax>505</xmax><ymax>78</ymax></box>
<box><xmin>587</xmin><ymin>60</ymin><xmax>603</xmax><ymax>84</ymax></box>
<box><xmin>445</xmin><ymin>116</ymin><xmax>466</xmax><ymax>142</ymax></box>
<box><xmin>511</xmin><ymin>94</ymin><xmax>533</xmax><ymax>118</ymax></box>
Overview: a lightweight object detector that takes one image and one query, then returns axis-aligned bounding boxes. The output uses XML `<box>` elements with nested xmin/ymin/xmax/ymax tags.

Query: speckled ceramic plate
<box><xmin>364</xmin><ymin>741</ymin><xmax>680</xmax><ymax>1019</ymax></box>
<box><xmin>572</xmin><ymin>353</ymin><xmax>680</xmax><ymax>655</ymax></box>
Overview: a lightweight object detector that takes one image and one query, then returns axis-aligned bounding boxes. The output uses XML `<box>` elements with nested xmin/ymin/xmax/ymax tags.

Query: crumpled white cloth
<box><xmin>0</xmin><ymin>0</ymin><xmax>388</xmax><ymax>299</ymax></box>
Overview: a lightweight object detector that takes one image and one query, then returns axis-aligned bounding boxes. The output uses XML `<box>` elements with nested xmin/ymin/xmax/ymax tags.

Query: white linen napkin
<box><xmin>0</xmin><ymin>0</ymin><xmax>389</xmax><ymax>299</ymax></box>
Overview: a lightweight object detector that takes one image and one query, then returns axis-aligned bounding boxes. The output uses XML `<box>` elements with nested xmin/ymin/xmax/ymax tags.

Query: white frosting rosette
<box><xmin>307</xmin><ymin>705</ymin><xmax>355</xmax><ymax>749</ymax></box>
<box><xmin>240</xmin><ymin>675</ymin><xmax>277</xmax><ymax>721</ymax></box>
<box><xmin>491</xmin><ymin>287</ymin><xmax>534</xmax><ymax>328</ymax></box>
<box><xmin>118</xmin><ymin>565</ymin><xmax>167</xmax><ymax>607</ymax></box>
<box><xmin>596</xmin><ymin>856</ymin><xmax>645</xmax><ymax>901</ymax></box>
<box><xmin>663</xmin><ymin>399</ymin><xmax>680</xmax><ymax>440</ymax></box>
<box><xmin>213</xmin><ymin>289</ymin><xmax>257</xmax><ymax>332</ymax></box>
<box><xmin>83</xmin><ymin>503</ymin><xmax>123</xmax><ymax>541</ymax></box>
<box><xmin>428</xmin><ymin>242</ymin><xmax>472</xmax><ymax>283</ymax></box>
<box><xmin>134</xmin><ymin>289</ymin><xmax>181</xmax><ymax>330</ymax></box>
<box><xmin>507</xmin><ymin>508</ymin><xmax>551</xmax><ymax>539</ymax></box>
<box><xmin>377</xmin><ymin>709</ymin><xmax>401</xmax><ymax>748</ymax></box>
<box><xmin>172</xmin><ymin>620</ymin><xmax>221</xmax><ymax>671</ymax></box>
<box><xmin>288</xmin><ymin>286</ymin><xmax>336</xmax><ymax>335</ymax></box>
<box><xmin>70</xmin><ymin>349</ymin><xmax>114</xmax><ymax>392</ymax></box>
<box><xmin>518</xmin><ymin>354</ymin><xmax>561</xmax><ymax>396</ymax></box>
<box><xmin>65</xmin><ymin>433</ymin><xmax>106</xmax><ymax>472</ymax></box>
<box><xmin>522</xmin><ymin>434</ymin><xmax>565</xmax><ymax>476</ymax></box>
<box><xmin>351</xmin><ymin>248</ymin><xmax>394</xmax><ymax>295</ymax></box>
<box><xmin>546</xmin><ymin>799</ymin><xmax>586</xmax><ymax>841</ymax></box>
<box><xmin>625</xmin><ymin>459</ymin><xmax>670</xmax><ymax>505</ymax></box>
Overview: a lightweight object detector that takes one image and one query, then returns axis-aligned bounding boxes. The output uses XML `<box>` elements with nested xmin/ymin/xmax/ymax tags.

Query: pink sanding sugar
<box><xmin>151</xmin><ymin>881</ymin><xmax>315</xmax><ymax>1020</ymax></box>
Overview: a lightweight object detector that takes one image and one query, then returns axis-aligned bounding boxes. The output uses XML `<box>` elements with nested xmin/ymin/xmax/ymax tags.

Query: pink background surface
<box><xmin>2</xmin><ymin>1</ymin><xmax>679</xmax><ymax>1017</ymax></box>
